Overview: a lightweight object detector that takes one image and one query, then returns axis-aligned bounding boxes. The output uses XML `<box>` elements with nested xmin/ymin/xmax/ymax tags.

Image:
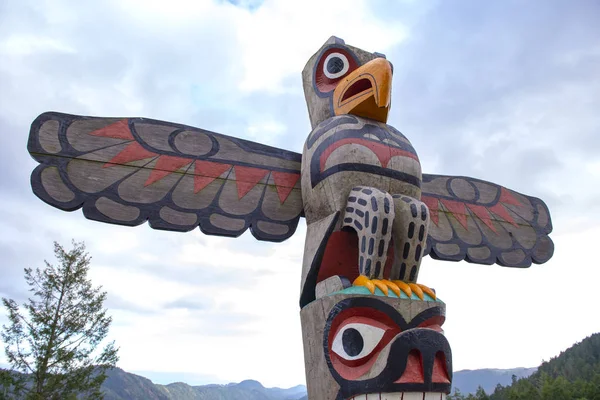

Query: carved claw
<box><xmin>353</xmin><ymin>275</ymin><xmax>437</xmax><ymax>300</ymax></box>
<box><xmin>409</xmin><ymin>283</ymin><xmax>437</xmax><ymax>300</ymax></box>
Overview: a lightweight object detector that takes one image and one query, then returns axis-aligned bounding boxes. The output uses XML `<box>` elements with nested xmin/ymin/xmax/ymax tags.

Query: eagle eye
<box><xmin>314</xmin><ymin>48</ymin><xmax>358</xmax><ymax>94</ymax></box>
<box><xmin>323</xmin><ymin>52</ymin><xmax>349</xmax><ymax>79</ymax></box>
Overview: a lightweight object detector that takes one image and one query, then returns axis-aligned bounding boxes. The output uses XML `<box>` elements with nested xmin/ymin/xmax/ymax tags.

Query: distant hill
<box><xmin>101</xmin><ymin>368</ymin><xmax>307</xmax><ymax>400</ymax></box>
<box><xmin>487</xmin><ymin>332</ymin><xmax>600</xmax><ymax>399</ymax></box>
<box><xmin>100</xmin><ymin>366</ymin><xmax>539</xmax><ymax>399</ymax></box>
<box><xmin>446</xmin><ymin>332</ymin><xmax>600</xmax><ymax>399</ymax></box>
<box><xmin>451</xmin><ymin>367</ymin><xmax>537</xmax><ymax>395</ymax></box>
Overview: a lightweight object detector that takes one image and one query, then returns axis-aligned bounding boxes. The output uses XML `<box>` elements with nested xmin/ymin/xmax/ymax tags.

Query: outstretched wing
<box><xmin>421</xmin><ymin>174</ymin><xmax>553</xmax><ymax>267</ymax></box>
<box><xmin>28</xmin><ymin>112</ymin><xmax>303</xmax><ymax>242</ymax></box>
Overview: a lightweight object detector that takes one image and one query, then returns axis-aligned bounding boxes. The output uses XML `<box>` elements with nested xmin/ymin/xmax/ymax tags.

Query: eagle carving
<box><xmin>28</xmin><ymin>36</ymin><xmax>554</xmax><ymax>309</ymax></box>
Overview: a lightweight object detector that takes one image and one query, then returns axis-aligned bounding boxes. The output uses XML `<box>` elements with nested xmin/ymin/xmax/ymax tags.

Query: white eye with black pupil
<box><xmin>323</xmin><ymin>52</ymin><xmax>349</xmax><ymax>79</ymax></box>
<box><xmin>331</xmin><ymin>323</ymin><xmax>385</xmax><ymax>360</ymax></box>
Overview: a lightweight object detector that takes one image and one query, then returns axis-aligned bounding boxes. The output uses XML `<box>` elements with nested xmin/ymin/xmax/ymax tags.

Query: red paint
<box><xmin>194</xmin><ymin>161</ymin><xmax>232</xmax><ymax>193</ymax></box>
<box><xmin>422</xmin><ymin>196</ymin><xmax>439</xmax><ymax>226</ymax></box>
<box><xmin>89</xmin><ymin>119</ymin><xmax>133</xmax><ymax>140</ymax></box>
<box><xmin>317</xmin><ymin>231</ymin><xmax>395</xmax><ymax>284</ymax></box>
<box><xmin>431</xmin><ymin>352</ymin><xmax>451</xmax><ymax>384</ymax></box>
<box><xmin>499</xmin><ymin>187</ymin><xmax>522</xmax><ymax>207</ymax></box>
<box><xmin>440</xmin><ymin>199</ymin><xmax>468</xmax><ymax>229</ymax></box>
<box><xmin>467</xmin><ymin>204</ymin><xmax>497</xmax><ymax>233</ymax></box>
<box><xmin>104</xmin><ymin>142</ymin><xmax>157</xmax><ymax>167</ymax></box>
<box><xmin>234</xmin><ymin>166</ymin><xmax>270</xmax><ymax>199</ymax></box>
<box><xmin>331</xmin><ymin>351</ymin><xmax>381</xmax><ymax>380</ymax></box>
<box><xmin>314</xmin><ymin>48</ymin><xmax>359</xmax><ymax>93</ymax></box>
<box><xmin>319</xmin><ymin>138</ymin><xmax>418</xmax><ymax>171</ymax></box>
<box><xmin>488</xmin><ymin>203</ymin><xmax>518</xmax><ymax>227</ymax></box>
<box><xmin>144</xmin><ymin>155</ymin><xmax>192</xmax><ymax>186</ymax></box>
<box><xmin>422</xmin><ymin>196</ymin><xmax>439</xmax><ymax>225</ymax></box>
<box><xmin>328</xmin><ymin>307</ymin><xmax>400</xmax><ymax>380</ymax></box>
<box><xmin>395</xmin><ymin>350</ymin><xmax>424</xmax><ymax>383</ymax></box>
<box><xmin>272</xmin><ymin>171</ymin><xmax>300</xmax><ymax>203</ymax></box>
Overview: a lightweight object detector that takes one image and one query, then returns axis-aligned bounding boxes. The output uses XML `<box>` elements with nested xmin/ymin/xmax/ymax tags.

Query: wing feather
<box><xmin>28</xmin><ymin>112</ymin><xmax>303</xmax><ymax>242</ymax></box>
<box><xmin>421</xmin><ymin>174</ymin><xmax>553</xmax><ymax>267</ymax></box>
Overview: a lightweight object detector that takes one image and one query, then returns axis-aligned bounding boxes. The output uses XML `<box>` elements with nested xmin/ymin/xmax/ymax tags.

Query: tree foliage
<box><xmin>1</xmin><ymin>241</ymin><xmax>119</xmax><ymax>399</ymax></box>
<box><xmin>450</xmin><ymin>333</ymin><xmax>600</xmax><ymax>400</ymax></box>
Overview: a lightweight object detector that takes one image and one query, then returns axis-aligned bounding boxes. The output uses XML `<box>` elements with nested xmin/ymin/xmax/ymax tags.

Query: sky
<box><xmin>1</xmin><ymin>0</ymin><xmax>599</xmax><ymax>389</ymax></box>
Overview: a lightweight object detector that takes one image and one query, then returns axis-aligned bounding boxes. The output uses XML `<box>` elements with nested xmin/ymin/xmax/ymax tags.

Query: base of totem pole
<box><xmin>300</xmin><ymin>289</ymin><xmax>452</xmax><ymax>400</ymax></box>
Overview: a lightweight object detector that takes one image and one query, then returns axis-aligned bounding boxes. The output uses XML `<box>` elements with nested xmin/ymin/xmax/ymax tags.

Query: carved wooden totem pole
<box><xmin>27</xmin><ymin>37</ymin><xmax>554</xmax><ymax>400</ymax></box>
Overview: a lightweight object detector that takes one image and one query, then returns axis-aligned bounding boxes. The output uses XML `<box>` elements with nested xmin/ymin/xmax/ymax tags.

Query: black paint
<box><xmin>374</xmin><ymin>261</ymin><xmax>382</xmax><ymax>277</ymax></box>
<box><xmin>409</xmin><ymin>265</ymin><xmax>417</xmax><ymax>281</ymax></box>
<box><xmin>410</xmin><ymin>203</ymin><xmax>418</xmax><ymax>218</ymax></box>
<box><xmin>378</xmin><ymin>240</ymin><xmax>385</xmax><ymax>257</ymax></box>
<box><xmin>408</xmin><ymin>222</ymin><xmax>415</xmax><ymax>238</ymax></box>
<box><xmin>419</xmin><ymin>225</ymin><xmax>425</xmax><ymax>241</ymax></box>
<box><xmin>371</xmin><ymin>216</ymin><xmax>378</xmax><ymax>234</ymax></box>
<box><xmin>342</xmin><ymin>328</ymin><xmax>364</xmax><ymax>357</ymax></box>
<box><xmin>371</xmin><ymin>197</ymin><xmax>378</xmax><ymax>211</ymax></box>
<box><xmin>403</xmin><ymin>243</ymin><xmax>410</xmax><ymax>259</ymax></box>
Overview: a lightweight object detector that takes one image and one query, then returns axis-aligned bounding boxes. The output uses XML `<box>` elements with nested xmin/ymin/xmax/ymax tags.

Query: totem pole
<box><xmin>27</xmin><ymin>37</ymin><xmax>554</xmax><ymax>400</ymax></box>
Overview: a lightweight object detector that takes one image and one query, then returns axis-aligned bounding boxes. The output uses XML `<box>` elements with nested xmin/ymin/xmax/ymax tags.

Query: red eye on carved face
<box><xmin>315</xmin><ymin>48</ymin><xmax>359</xmax><ymax>94</ymax></box>
<box><xmin>327</xmin><ymin>310</ymin><xmax>400</xmax><ymax>380</ymax></box>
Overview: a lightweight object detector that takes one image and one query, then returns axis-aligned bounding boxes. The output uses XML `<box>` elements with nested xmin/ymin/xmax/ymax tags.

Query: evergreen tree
<box><xmin>1</xmin><ymin>241</ymin><xmax>118</xmax><ymax>399</ymax></box>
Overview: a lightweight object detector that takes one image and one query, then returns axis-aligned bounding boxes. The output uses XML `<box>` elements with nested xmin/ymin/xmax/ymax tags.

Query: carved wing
<box><xmin>421</xmin><ymin>174</ymin><xmax>553</xmax><ymax>267</ymax></box>
<box><xmin>28</xmin><ymin>112</ymin><xmax>303</xmax><ymax>242</ymax></box>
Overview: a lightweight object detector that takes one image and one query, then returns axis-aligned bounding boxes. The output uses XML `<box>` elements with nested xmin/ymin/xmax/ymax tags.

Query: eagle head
<box><xmin>302</xmin><ymin>36</ymin><xmax>393</xmax><ymax>129</ymax></box>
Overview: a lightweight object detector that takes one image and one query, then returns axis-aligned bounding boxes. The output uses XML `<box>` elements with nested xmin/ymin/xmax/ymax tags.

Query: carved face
<box><xmin>300</xmin><ymin>294</ymin><xmax>452</xmax><ymax>400</ymax></box>
<box><xmin>302</xmin><ymin>36</ymin><xmax>393</xmax><ymax>128</ymax></box>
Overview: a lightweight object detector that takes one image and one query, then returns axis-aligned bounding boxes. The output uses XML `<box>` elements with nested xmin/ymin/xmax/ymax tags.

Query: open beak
<box><xmin>332</xmin><ymin>58</ymin><xmax>392</xmax><ymax>123</ymax></box>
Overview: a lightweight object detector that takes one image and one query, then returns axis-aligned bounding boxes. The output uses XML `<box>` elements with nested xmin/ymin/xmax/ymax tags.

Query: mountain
<box><xmin>451</xmin><ymin>367</ymin><xmax>537</xmax><ymax>395</ymax></box>
<box><xmin>487</xmin><ymin>332</ymin><xmax>600</xmax><ymax>400</ymax></box>
<box><xmin>100</xmin><ymin>367</ymin><xmax>537</xmax><ymax>399</ymax></box>
<box><xmin>101</xmin><ymin>369</ymin><xmax>307</xmax><ymax>400</ymax></box>
<box><xmin>446</xmin><ymin>332</ymin><xmax>600</xmax><ymax>399</ymax></box>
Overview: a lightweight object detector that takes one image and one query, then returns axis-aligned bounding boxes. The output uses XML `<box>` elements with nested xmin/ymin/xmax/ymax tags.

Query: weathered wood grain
<box><xmin>28</xmin><ymin>112</ymin><xmax>303</xmax><ymax>242</ymax></box>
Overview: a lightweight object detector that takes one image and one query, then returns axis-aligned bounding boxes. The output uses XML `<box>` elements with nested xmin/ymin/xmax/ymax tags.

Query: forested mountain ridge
<box><xmin>450</xmin><ymin>332</ymin><xmax>600</xmax><ymax>399</ymax></box>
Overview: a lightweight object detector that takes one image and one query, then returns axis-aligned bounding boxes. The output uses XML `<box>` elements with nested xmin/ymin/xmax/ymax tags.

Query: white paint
<box><xmin>332</xmin><ymin>323</ymin><xmax>385</xmax><ymax>361</ymax></box>
<box><xmin>323</xmin><ymin>52</ymin><xmax>350</xmax><ymax>79</ymax></box>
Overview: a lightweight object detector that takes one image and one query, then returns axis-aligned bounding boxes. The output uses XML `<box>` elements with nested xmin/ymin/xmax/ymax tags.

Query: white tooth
<box><xmin>381</xmin><ymin>392</ymin><xmax>402</xmax><ymax>400</ymax></box>
<box><xmin>352</xmin><ymin>395</ymin><xmax>367</xmax><ymax>400</ymax></box>
<box><xmin>424</xmin><ymin>393</ymin><xmax>444</xmax><ymax>400</ymax></box>
<box><xmin>402</xmin><ymin>393</ymin><xmax>424</xmax><ymax>400</ymax></box>
<box><xmin>367</xmin><ymin>394</ymin><xmax>381</xmax><ymax>400</ymax></box>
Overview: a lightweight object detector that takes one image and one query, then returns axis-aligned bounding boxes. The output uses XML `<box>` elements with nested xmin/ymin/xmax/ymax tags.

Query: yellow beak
<box><xmin>332</xmin><ymin>58</ymin><xmax>392</xmax><ymax>123</ymax></box>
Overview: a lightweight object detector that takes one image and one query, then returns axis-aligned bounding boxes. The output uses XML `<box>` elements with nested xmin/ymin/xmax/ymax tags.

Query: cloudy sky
<box><xmin>1</xmin><ymin>0</ymin><xmax>599</xmax><ymax>389</ymax></box>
